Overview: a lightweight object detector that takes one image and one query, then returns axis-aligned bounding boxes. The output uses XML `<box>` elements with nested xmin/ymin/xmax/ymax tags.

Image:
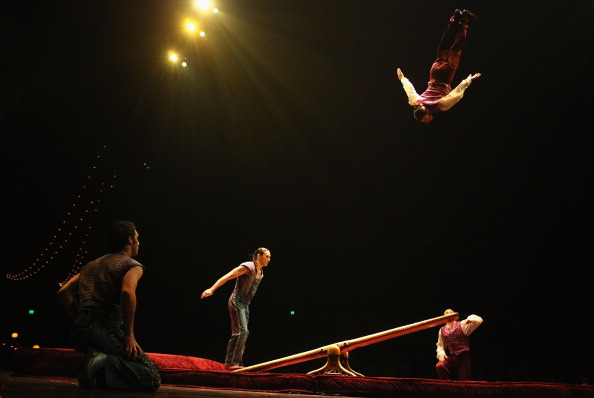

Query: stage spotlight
<box><xmin>168</xmin><ymin>51</ymin><xmax>179</xmax><ymax>62</ymax></box>
<box><xmin>11</xmin><ymin>333</ymin><xmax>18</xmax><ymax>339</ymax></box>
<box><xmin>186</xmin><ymin>21</ymin><xmax>196</xmax><ymax>32</ymax></box>
<box><xmin>181</xmin><ymin>61</ymin><xmax>188</xmax><ymax>67</ymax></box>
<box><xmin>196</xmin><ymin>0</ymin><xmax>210</xmax><ymax>10</ymax></box>
<box><xmin>200</xmin><ymin>31</ymin><xmax>206</xmax><ymax>37</ymax></box>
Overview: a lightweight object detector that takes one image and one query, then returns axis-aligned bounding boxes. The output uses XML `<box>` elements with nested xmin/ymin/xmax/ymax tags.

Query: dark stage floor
<box><xmin>0</xmin><ymin>372</ymin><xmax>357</xmax><ymax>398</ymax></box>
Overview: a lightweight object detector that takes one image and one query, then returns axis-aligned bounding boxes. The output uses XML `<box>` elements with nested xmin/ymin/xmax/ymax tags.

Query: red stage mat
<box><xmin>7</xmin><ymin>348</ymin><xmax>594</xmax><ymax>397</ymax></box>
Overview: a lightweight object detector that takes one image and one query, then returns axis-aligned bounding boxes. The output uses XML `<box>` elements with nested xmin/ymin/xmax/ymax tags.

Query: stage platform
<box><xmin>4</xmin><ymin>347</ymin><xmax>594</xmax><ymax>397</ymax></box>
<box><xmin>0</xmin><ymin>372</ymin><xmax>355</xmax><ymax>398</ymax></box>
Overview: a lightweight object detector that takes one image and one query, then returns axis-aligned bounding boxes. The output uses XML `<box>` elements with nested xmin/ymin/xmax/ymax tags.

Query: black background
<box><xmin>1</xmin><ymin>0</ymin><xmax>593</xmax><ymax>384</ymax></box>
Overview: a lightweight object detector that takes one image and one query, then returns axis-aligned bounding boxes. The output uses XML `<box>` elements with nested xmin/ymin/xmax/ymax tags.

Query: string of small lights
<box><xmin>5</xmin><ymin>146</ymin><xmax>116</xmax><ymax>283</ymax></box>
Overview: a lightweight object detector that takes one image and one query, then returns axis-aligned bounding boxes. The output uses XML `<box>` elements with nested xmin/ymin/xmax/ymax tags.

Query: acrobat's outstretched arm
<box><xmin>396</xmin><ymin>68</ymin><xmax>421</xmax><ymax>106</ymax></box>
<box><xmin>437</xmin><ymin>73</ymin><xmax>482</xmax><ymax>111</ymax></box>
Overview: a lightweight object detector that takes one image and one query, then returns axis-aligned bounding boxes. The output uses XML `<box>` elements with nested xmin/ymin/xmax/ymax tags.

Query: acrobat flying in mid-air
<box><xmin>397</xmin><ymin>9</ymin><xmax>481</xmax><ymax>123</ymax></box>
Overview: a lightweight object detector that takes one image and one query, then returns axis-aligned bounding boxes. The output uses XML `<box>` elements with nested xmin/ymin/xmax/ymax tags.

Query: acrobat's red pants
<box><xmin>429</xmin><ymin>16</ymin><xmax>468</xmax><ymax>86</ymax></box>
<box><xmin>436</xmin><ymin>350</ymin><xmax>472</xmax><ymax>380</ymax></box>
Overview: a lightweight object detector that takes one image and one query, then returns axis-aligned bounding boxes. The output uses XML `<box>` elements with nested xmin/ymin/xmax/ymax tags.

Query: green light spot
<box><xmin>290</xmin><ymin>311</ymin><xmax>295</xmax><ymax>315</ymax></box>
<box><xmin>29</xmin><ymin>310</ymin><xmax>35</xmax><ymax>315</ymax></box>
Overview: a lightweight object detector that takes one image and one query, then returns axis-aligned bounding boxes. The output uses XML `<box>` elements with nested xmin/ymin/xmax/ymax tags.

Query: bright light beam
<box><xmin>196</xmin><ymin>0</ymin><xmax>210</xmax><ymax>10</ymax></box>
<box><xmin>168</xmin><ymin>52</ymin><xmax>179</xmax><ymax>62</ymax></box>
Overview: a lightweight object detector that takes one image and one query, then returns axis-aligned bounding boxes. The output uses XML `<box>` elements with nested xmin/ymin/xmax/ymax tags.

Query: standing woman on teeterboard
<box><xmin>201</xmin><ymin>248</ymin><xmax>271</xmax><ymax>370</ymax></box>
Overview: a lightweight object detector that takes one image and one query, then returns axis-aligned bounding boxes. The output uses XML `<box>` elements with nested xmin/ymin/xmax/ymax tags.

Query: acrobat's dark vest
<box><xmin>418</xmin><ymin>83</ymin><xmax>451</xmax><ymax>114</ymax></box>
<box><xmin>440</xmin><ymin>321</ymin><xmax>470</xmax><ymax>355</ymax></box>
